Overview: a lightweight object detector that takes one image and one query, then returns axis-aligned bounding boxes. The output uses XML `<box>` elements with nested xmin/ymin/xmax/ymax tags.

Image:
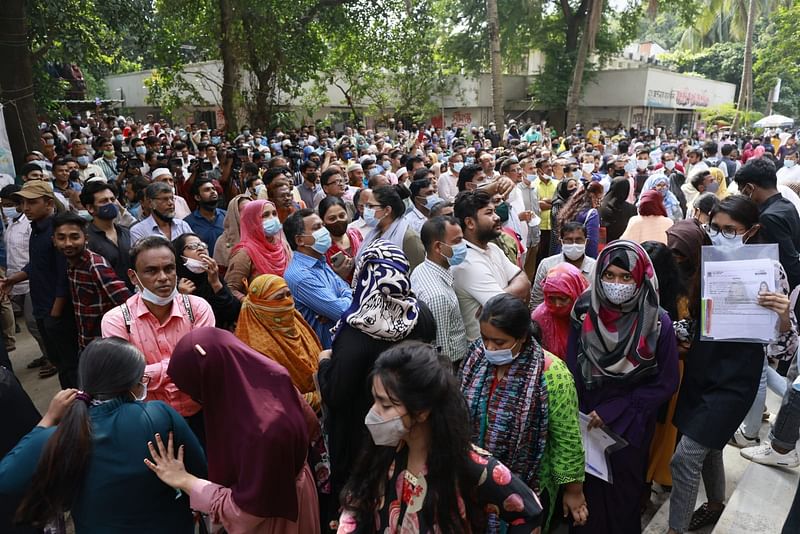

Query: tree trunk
<box><xmin>732</xmin><ymin>0</ymin><xmax>756</xmax><ymax>130</ymax></box>
<box><xmin>486</xmin><ymin>0</ymin><xmax>504</xmax><ymax>130</ymax></box>
<box><xmin>0</xmin><ymin>0</ymin><xmax>40</xmax><ymax>173</ymax></box>
<box><xmin>566</xmin><ymin>0</ymin><xmax>603</xmax><ymax>129</ymax></box>
<box><xmin>219</xmin><ymin>0</ymin><xmax>238</xmax><ymax>133</ymax></box>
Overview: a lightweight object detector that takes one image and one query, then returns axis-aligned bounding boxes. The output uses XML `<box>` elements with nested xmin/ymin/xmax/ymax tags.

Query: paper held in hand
<box><xmin>578</xmin><ymin>412</ymin><xmax>628</xmax><ymax>484</ymax></box>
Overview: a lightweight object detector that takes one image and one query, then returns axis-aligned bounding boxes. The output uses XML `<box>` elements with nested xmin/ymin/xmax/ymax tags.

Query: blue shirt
<box><xmin>22</xmin><ymin>216</ymin><xmax>68</xmax><ymax>319</ymax></box>
<box><xmin>184</xmin><ymin>208</ymin><xmax>226</xmax><ymax>251</ymax></box>
<box><xmin>284</xmin><ymin>251</ymin><xmax>352</xmax><ymax>349</ymax></box>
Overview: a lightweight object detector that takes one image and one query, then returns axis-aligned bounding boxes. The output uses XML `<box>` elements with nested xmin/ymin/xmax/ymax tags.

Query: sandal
<box><xmin>688</xmin><ymin>503</ymin><xmax>724</xmax><ymax>531</ymax></box>
<box><xmin>27</xmin><ymin>356</ymin><xmax>47</xmax><ymax>369</ymax></box>
<box><xmin>38</xmin><ymin>363</ymin><xmax>58</xmax><ymax>378</ymax></box>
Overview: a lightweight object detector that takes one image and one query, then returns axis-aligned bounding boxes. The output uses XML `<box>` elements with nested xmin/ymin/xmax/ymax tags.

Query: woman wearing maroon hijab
<box><xmin>145</xmin><ymin>327</ymin><xmax>321</xmax><ymax>534</ymax></box>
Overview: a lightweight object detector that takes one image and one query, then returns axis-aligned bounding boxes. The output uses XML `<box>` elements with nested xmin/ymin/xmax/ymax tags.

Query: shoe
<box><xmin>38</xmin><ymin>363</ymin><xmax>57</xmax><ymax>378</ymax></box>
<box><xmin>763</xmin><ymin>410</ymin><xmax>771</xmax><ymax>422</ymax></box>
<box><xmin>729</xmin><ymin>428</ymin><xmax>760</xmax><ymax>448</ymax></box>
<box><xmin>688</xmin><ymin>502</ymin><xmax>725</xmax><ymax>531</ymax></box>
<box><xmin>27</xmin><ymin>356</ymin><xmax>47</xmax><ymax>369</ymax></box>
<box><xmin>741</xmin><ymin>443</ymin><xmax>800</xmax><ymax>468</ymax></box>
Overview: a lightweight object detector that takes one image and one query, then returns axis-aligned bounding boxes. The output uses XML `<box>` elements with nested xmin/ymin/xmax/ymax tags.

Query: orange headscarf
<box><xmin>234</xmin><ymin>274</ymin><xmax>322</xmax><ymax>409</ymax></box>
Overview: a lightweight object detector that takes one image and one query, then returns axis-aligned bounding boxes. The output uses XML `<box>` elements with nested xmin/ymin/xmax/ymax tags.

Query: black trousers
<box><xmin>36</xmin><ymin>314</ymin><xmax>79</xmax><ymax>389</ymax></box>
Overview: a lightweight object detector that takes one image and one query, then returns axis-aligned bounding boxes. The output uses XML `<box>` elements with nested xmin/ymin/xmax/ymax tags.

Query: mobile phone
<box><xmin>331</xmin><ymin>251</ymin><xmax>346</xmax><ymax>268</ymax></box>
<box><xmin>237</xmin><ymin>147</ymin><xmax>249</xmax><ymax>158</ymax></box>
<box><xmin>201</xmin><ymin>160</ymin><xmax>213</xmax><ymax>171</ymax></box>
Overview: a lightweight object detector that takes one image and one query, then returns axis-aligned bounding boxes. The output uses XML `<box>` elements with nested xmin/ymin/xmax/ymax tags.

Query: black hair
<box><xmin>693</xmin><ymin>192</ymin><xmax>720</xmax><ymax>215</ymax></box>
<box><xmin>244</xmin><ymin>175</ymin><xmax>261</xmax><ymax>189</ymax></box>
<box><xmin>734</xmin><ymin>158</ymin><xmax>778</xmax><ymax>190</ymax></box>
<box><xmin>172</xmin><ymin>232</ymin><xmax>202</xmax><ymax>258</ymax></box>
<box><xmin>341</xmin><ymin>341</ymin><xmax>482</xmax><ymax>533</ymax></box>
<box><xmin>52</xmin><ymin>211</ymin><xmax>87</xmax><ymax>233</ymax></box>
<box><xmin>690</xmin><ymin>170</ymin><xmax>710</xmax><ymax>189</ymax></box>
<box><xmin>711</xmin><ymin>194</ymin><xmax>761</xmax><ymax>232</ymax></box>
<box><xmin>456</xmin><ymin>163</ymin><xmax>483</xmax><ymax>191</ymax></box>
<box><xmin>420</xmin><ymin>215</ymin><xmax>460</xmax><ymax>251</ymax></box>
<box><xmin>687</xmin><ymin>148</ymin><xmax>703</xmax><ymax>159</ymax></box>
<box><xmin>702</xmin><ymin>141</ymin><xmax>717</xmax><ymax>157</ymax></box>
<box><xmin>409</xmin><ymin>177</ymin><xmax>432</xmax><ymax>197</ymax></box>
<box><xmin>721</xmin><ymin>144</ymin><xmax>734</xmax><ymax>157</ymax></box>
<box><xmin>263</xmin><ymin>166</ymin><xmax>290</xmax><ymax>187</ymax></box>
<box><xmin>299</xmin><ymin>160</ymin><xmax>318</xmax><ymax>173</ymax></box>
<box><xmin>79</xmin><ymin>180</ymin><xmax>117</xmax><ymax>208</ymax></box>
<box><xmin>241</xmin><ymin>162</ymin><xmax>259</xmax><ymax>177</ymax></box>
<box><xmin>412</xmin><ymin>167</ymin><xmax>433</xmax><ymax>183</ymax></box>
<box><xmin>372</xmin><ymin>185</ymin><xmax>407</xmax><ymax>220</ymax></box>
<box><xmin>560</xmin><ymin>220</ymin><xmax>587</xmax><ymax>238</ymax></box>
<box><xmin>405</xmin><ymin>155</ymin><xmax>424</xmax><ymax>172</ymax></box>
<box><xmin>127</xmin><ymin>175</ymin><xmax>150</xmax><ymax>204</ymax></box>
<box><xmin>479</xmin><ymin>293</ymin><xmax>534</xmax><ymax>340</ymax></box>
<box><xmin>453</xmin><ymin>190</ymin><xmax>492</xmax><ymax>230</ymax></box>
<box><xmin>15</xmin><ymin>337</ymin><xmax>145</xmax><ymax>526</ymax></box>
<box><xmin>641</xmin><ymin>241</ymin><xmax>681</xmax><ymax>320</ymax></box>
<box><xmin>318</xmin><ymin>195</ymin><xmax>347</xmax><ymax>220</ymax></box>
<box><xmin>191</xmin><ymin>176</ymin><xmax>215</xmax><ymax>198</ymax></box>
<box><xmin>284</xmin><ymin>208</ymin><xmax>316</xmax><ymax>251</ymax></box>
<box><xmin>130</xmin><ymin>235</ymin><xmax>175</xmax><ymax>269</ymax></box>
<box><xmin>321</xmin><ymin>168</ymin><xmax>343</xmax><ymax>187</ymax></box>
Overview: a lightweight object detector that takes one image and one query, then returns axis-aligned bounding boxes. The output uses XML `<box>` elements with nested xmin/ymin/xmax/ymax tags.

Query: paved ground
<box><xmin>10</xmin><ymin>326</ymin><xmax>60</xmax><ymax>415</ymax></box>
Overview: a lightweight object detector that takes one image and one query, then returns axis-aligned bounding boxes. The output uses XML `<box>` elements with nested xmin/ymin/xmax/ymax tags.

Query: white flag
<box><xmin>773</xmin><ymin>78</ymin><xmax>782</xmax><ymax>103</ymax></box>
<box><xmin>0</xmin><ymin>105</ymin><xmax>17</xmax><ymax>178</ymax></box>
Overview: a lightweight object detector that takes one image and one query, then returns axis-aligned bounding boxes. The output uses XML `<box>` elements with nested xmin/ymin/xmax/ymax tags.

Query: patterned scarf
<box><xmin>334</xmin><ymin>239</ymin><xmax>419</xmax><ymax>341</ymax></box>
<box><xmin>460</xmin><ymin>338</ymin><xmax>549</xmax><ymax>490</ymax></box>
<box><xmin>571</xmin><ymin>240</ymin><xmax>661</xmax><ymax>389</ymax></box>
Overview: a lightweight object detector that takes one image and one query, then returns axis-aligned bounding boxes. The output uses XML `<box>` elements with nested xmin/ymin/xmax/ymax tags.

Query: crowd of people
<box><xmin>0</xmin><ymin>114</ymin><xmax>799</xmax><ymax>534</ymax></box>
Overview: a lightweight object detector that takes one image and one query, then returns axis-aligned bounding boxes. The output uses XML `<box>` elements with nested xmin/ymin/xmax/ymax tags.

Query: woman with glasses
<box><xmin>0</xmin><ymin>337</ymin><xmax>207</xmax><ymax>533</ymax></box>
<box><xmin>173</xmin><ymin>233</ymin><xmax>240</xmax><ymax>329</ymax></box>
<box><xmin>667</xmin><ymin>195</ymin><xmax>797</xmax><ymax>534</ymax></box>
<box><xmin>356</xmin><ymin>184</ymin><xmax>425</xmax><ymax>270</ymax></box>
<box><xmin>224</xmin><ymin>199</ymin><xmax>292</xmax><ymax>300</ymax></box>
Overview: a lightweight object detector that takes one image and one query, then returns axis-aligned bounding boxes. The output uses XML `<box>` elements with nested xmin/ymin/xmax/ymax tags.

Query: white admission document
<box><xmin>701</xmin><ymin>258</ymin><xmax>777</xmax><ymax>342</ymax></box>
<box><xmin>579</xmin><ymin>412</ymin><xmax>628</xmax><ymax>484</ymax></box>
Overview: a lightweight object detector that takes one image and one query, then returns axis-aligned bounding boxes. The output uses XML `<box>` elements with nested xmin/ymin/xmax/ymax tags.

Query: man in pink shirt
<box><xmin>101</xmin><ymin>236</ymin><xmax>214</xmax><ymax>436</ymax></box>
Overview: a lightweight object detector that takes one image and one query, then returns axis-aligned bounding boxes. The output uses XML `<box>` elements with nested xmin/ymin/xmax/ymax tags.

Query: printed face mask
<box><xmin>601</xmin><ymin>281</ymin><xmax>637</xmax><ymax>305</ymax></box>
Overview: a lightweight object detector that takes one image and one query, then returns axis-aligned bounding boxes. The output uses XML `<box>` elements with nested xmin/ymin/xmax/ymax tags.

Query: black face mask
<box><xmin>612</xmin><ymin>168</ymin><xmax>626</xmax><ymax>177</ymax></box>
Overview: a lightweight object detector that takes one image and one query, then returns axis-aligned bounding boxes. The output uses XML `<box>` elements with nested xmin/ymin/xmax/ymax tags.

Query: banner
<box><xmin>0</xmin><ymin>105</ymin><xmax>17</xmax><ymax>178</ymax></box>
<box><xmin>773</xmin><ymin>78</ymin><xmax>782</xmax><ymax>103</ymax></box>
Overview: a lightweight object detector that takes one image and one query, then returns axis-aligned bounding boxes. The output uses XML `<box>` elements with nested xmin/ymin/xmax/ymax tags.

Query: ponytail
<box><xmin>15</xmin><ymin>400</ymin><xmax>93</xmax><ymax>526</ymax></box>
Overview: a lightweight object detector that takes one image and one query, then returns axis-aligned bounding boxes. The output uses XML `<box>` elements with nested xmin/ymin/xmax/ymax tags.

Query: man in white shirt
<box><xmin>531</xmin><ymin>221</ymin><xmax>596</xmax><ymax>308</ymax></box>
<box><xmin>404</xmin><ymin>169</ymin><xmax>437</xmax><ymax>234</ymax></box>
<box><xmin>778</xmin><ymin>148</ymin><xmax>800</xmax><ymax>185</ymax></box>
<box><xmin>129</xmin><ymin>182</ymin><xmax>193</xmax><ymax>244</ymax></box>
<box><xmin>452</xmin><ymin>190</ymin><xmax>531</xmax><ymax>341</ymax></box>
<box><xmin>438</xmin><ymin>153</ymin><xmax>463</xmax><ymax>202</ymax></box>
<box><xmin>70</xmin><ymin>141</ymin><xmax>105</xmax><ymax>183</ymax></box>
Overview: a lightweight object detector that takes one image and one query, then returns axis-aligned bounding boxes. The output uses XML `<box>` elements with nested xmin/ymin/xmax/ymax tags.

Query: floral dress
<box><xmin>337</xmin><ymin>444</ymin><xmax>542</xmax><ymax>534</ymax></box>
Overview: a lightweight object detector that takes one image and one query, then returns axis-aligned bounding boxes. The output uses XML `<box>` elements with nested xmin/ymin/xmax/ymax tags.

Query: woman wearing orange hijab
<box><xmin>235</xmin><ymin>274</ymin><xmax>322</xmax><ymax>410</ymax></box>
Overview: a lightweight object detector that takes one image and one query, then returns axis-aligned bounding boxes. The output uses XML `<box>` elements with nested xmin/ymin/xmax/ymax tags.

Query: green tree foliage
<box><xmin>698</xmin><ymin>103</ymin><xmax>761</xmax><ymax>127</ymax></box>
<box><xmin>753</xmin><ymin>3</ymin><xmax>800</xmax><ymax>117</ymax></box>
<box><xmin>659</xmin><ymin>42</ymin><xmax>744</xmax><ymax>87</ymax></box>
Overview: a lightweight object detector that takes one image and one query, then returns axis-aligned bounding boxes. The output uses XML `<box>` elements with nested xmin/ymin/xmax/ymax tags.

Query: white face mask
<box><xmin>709</xmin><ymin>231</ymin><xmax>744</xmax><ymax>249</ymax></box>
<box><xmin>562</xmin><ymin>243</ymin><xmax>586</xmax><ymax>260</ymax></box>
<box><xmin>664</xmin><ymin>160</ymin><xmax>676</xmax><ymax>171</ymax></box>
<box><xmin>364</xmin><ymin>407</ymin><xmax>408</xmax><ymax>447</ymax></box>
<box><xmin>581</xmin><ymin>163</ymin><xmax>595</xmax><ymax>174</ymax></box>
<box><xmin>183</xmin><ymin>257</ymin><xmax>207</xmax><ymax>274</ymax></box>
<box><xmin>636</xmin><ymin>159</ymin><xmax>649</xmax><ymax>170</ymax></box>
<box><xmin>601</xmin><ymin>281</ymin><xmax>637</xmax><ymax>305</ymax></box>
<box><xmin>134</xmin><ymin>272</ymin><xmax>178</xmax><ymax>306</ymax></box>
<box><xmin>786</xmin><ymin>159</ymin><xmax>797</xmax><ymax>168</ymax></box>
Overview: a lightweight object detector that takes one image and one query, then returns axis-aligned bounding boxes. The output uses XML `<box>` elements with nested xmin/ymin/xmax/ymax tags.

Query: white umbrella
<box><xmin>754</xmin><ymin>114</ymin><xmax>795</xmax><ymax>128</ymax></box>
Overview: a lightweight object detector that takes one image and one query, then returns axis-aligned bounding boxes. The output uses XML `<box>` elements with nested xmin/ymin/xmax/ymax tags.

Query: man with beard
<box><xmin>184</xmin><ymin>177</ymin><xmax>225</xmax><ymax>251</ymax></box>
<box><xmin>129</xmin><ymin>182</ymin><xmax>193</xmax><ymax>243</ymax></box>
<box><xmin>452</xmin><ymin>190</ymin><xmax>531</xmax><ymax>341</ymax></box>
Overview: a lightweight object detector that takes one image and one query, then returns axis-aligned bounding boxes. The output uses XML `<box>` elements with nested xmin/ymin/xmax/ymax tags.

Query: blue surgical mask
<box><xmin>2</xmin><ymin>207</ymin><xmax>17</xmax><ymax>220</ymax></box>
<box><xmin>363</xmin><ymin>206</ymin><xmax>382</xmax><ymax>227</ymax></box>
<box><xmin>309</xmin><ymin>226</ymin><xmax>332</xmax><ymax>254</ymax></box>
<box><xmin>465</xmin><ymin>156</ymin><xmax>475</xmax><ymax>165</ymax></box>
<box><xmin>441</xmin><ymin>241</ymin><xmax>467</xmax><ymax>266</ymax></box>
<box><xmin>624</xmin><ymin>161</ymin><xmax>637</xmax><ymax>174</ymax></box>
<box><xmin>709</xmin><ymin>231</ymin><xmax>744</xmax><ymax>249</ymax></box>
<box><xmin>77</xmin><ymin>155</ymin><xmax>90</xmax><ymax>166</ymax></box>
<box><xmin>135</xmin><ymin>146</ymin><xmax>146</xmax><ymax>156</ymax></box>
<box><xmin>452</xmin><ymin>162</ymin><xmax>464</xmax><ymax>173</ymax></box>
<box><xmin>115</xmin><ymin>134</ymin><xmax>123</xmax><ymax>142</ymax></box>
<box><xmin>262</xmin><ymin>217</ymin><xmax>282</xmax><ymax>237</ymax></box>
<box><xmin>483</xmin><ymin>340</ymin><xmax>520</xmax><ymax>366</ymax></box>
<box><xmin>211</xmin><ymin>136</ymin><xmax>221</xmax><ymax>145</ymax></box>
<box><xmin>421</xmin><ymin>194</ymin><xmax>440</xmax><ymax>211</ymax></box>
<box><xmin>381</xmin><ymin>160</ymin><xmax>391</xmax><ymax>171</ymax></box>
<box><xmin>343</xmin><ymin>151</ymin><xmax>353</xmax><ymax>161</ymax></box>
<box><xmin>368</xmin><ymin>166</ymin><xmax>381</xmax><ymax>178</ymax></box>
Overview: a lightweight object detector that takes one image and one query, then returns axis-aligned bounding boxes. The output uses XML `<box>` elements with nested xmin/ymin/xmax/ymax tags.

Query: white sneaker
<box><xmin>741</xmin><ymin>443</ymin><xmax>800</xmax><ymax>468</ymax></box>
<box><xmin>729</xmin><ymin>428</ymin><xmax>760</xmax><ymax>448</ymax></box>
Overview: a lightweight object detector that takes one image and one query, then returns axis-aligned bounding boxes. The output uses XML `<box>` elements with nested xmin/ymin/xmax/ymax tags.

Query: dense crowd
<box><xmin>0</xmin><ymin>114</ymin><xmax>799</xmax><ymax>534</ymax></box>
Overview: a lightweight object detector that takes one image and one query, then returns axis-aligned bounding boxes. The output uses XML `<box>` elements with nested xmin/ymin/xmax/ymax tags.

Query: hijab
<box><xmin>638</xmin><ymin>189</ymin><xmax>668</xmax><ymax>217</ymax></box>
<box><xmin>532</xmin><ymin>263</ymin><xmax>588</xmax><ymax>359</ymax></box>
<box><xmin>358</xmin><ymin>214</ymin><xmax>410</xmax><ymax>262</ymax></box>
<box><xmin>640</xmin><ymin>173</ymin><xmax>680</xmax><ymax>215</ymax></box>
<box><xmin>571</xmin><ymin>240</ymin><xmax>661</xmax><ymax>389</ymax></box>
<box><xmin>708</xmin><ymin>167</ymin><xmax>730</xmax><ymax>199</ymax></box>
<box><xmin>231</xmin><ymin>199</ymin><xmax>290</xmax><ymax>276</ymax></box>
<box><xmin>168</xmin><ymin>328</ymin><xmax>310</xmax><ymax>520</ymax></box>
<box><xmin>336</xmin><ymin>239</ymin><xmax>419</xmax><ymax>341</ymax></box>
<box><xmin>234</xmin><ymin>275</ymin><xmax>322</xmax><ymax>408</ymax></box>
<box><xmin>213</xmin><ymin>194</ymin><xmax>249</xmax><ymax>267</ymax></box>
<box><xmin>601</xmin><ymin>177</ymin><xmax>631</xmax><ymax>211</ymax></box>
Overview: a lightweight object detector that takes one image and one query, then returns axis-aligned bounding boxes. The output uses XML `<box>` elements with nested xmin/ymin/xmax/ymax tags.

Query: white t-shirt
<box><xmin>452</xmin><ymin>240</ymin><xmax>522</xmax><ymax>341</ymax></box>
<box><xmin>777</xmin><ymin>165</ymin><xmax>800</xmax><ymax>185</ymax></box>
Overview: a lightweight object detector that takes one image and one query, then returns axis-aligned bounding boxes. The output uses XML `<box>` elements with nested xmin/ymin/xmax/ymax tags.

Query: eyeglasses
<box><xmin>706</xmin><ymin>223</ymin><xmax>743</xmax><ymax>239</ymax></box>
<box><xmin>140</xmin><ymin>375</ymin><xmax>151</xmax><ymax>386</ymax></box>
<box><xmin>184</xmin><ymin>242</ymin><xmax>209</xmax><ymax>251</ymax></box>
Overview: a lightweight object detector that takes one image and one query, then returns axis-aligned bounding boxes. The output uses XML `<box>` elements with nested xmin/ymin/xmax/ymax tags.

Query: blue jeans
<box><xmin>784</xmin><ymin>479</ymin><xmax>800</xmax><ymax>533</ymax></box>
<box><xmin>741</xmin><ymin>356</ymin><xmax>789</xmax><ymax>438</ymax></box>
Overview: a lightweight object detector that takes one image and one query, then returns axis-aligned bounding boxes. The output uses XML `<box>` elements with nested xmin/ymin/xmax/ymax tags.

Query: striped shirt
<box><xmin>410</xmin><ymin>259</ymin><xmax>468</xmax><ymax>362</ymax></box>
<box><xmin>5</xmin><ymin>214</ymin><xmax>31</xmax><ymax>295</ymax></box>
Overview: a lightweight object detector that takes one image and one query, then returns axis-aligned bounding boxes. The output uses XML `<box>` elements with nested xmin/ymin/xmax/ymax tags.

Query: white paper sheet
<box><xmin>701</xmin><ymin>258</ymin><xmax>777</xmax><ymax>341</ymax></box>
<box><xmin>579</xmin><ymin>412</ymin><xmax>627</xmax><ymax>484</ymax></box>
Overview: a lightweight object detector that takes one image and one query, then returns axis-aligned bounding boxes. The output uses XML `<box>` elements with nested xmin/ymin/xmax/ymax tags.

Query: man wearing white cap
<box><xmin>344</xmin><ymin>163</ymin><xmax>364</xmax><ymax>203</ymax></box>
<box><xmin>151</xmin><ymin>167</ymin><xmax>191</xmax><ymax>219</ymax></box>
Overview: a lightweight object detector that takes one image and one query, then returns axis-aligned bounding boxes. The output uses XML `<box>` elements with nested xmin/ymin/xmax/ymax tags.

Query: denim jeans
<box><xmin>742</xmin><ymin>356</ymin><xmax>790</xmax><ymax>438</ymax></box>
<box><xmin>784</xmin><ymin>479</ymin><xmax>800</xmax><ymax>534</ymax></box>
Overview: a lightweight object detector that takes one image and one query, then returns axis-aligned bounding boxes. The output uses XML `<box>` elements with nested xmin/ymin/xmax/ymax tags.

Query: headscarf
<box><xmin>753</xmin><ymin>145</ymin><xmax>766</xmax><ymax>159</ymax></box>
<box><xmin>167</xmin><ymin>328</ymin><xmax>310</xmax><ymax>520</ymax></box>
<box><xmin>640</xmin><ymin>173</ymin><xmax>680</xmax><ymax>215</ymax></box>
<box><xmin>235</xmin><ymin>275</ymin><xmax>322</xmax><ymax>409</ymax></box>
<box><xmin>601</xmin><ymin>177</ymin><xmax>631</xmax><ymax>211</ymax></box>
<box><xmin>335</xmin><ymin>240</ymin><xmax>419</xmax><ymax>341</ymax></box>
<box><xmin>638</xmin><ymin>189</ymin><xmax>668</xmax><ymax>217</ymax></box>
<box><xmin>231</xmin><ymin>199</ymin><xmax>290</xmax><ymax>276</ymax></box>
<box><xmin>460</xmin><ymin>338</ymin><xmax>548</xmax><ymax>491</ymax></box>
<box><xmin>571</xmin><ymin>240</ymin><xmax>661</xmax><ymax>389</ymax></box>
<box><xmin>213</xmin><ymin>194</ymin><xmax>249</xmax><ymax>267</ymax></box>
<box><xmin>532</xmin><ymin>263</ymin><xmax>589</xmax><ymax>359</ymax></box>
<box><xmin>708</xmin><ymin>167</ymin><xmax>730</xmax><ymax>199</ymax></box>
<box><xmin>358</xmin><ymin>214</ymin><xmax>410</xmax><ymax>262</ymax></box>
